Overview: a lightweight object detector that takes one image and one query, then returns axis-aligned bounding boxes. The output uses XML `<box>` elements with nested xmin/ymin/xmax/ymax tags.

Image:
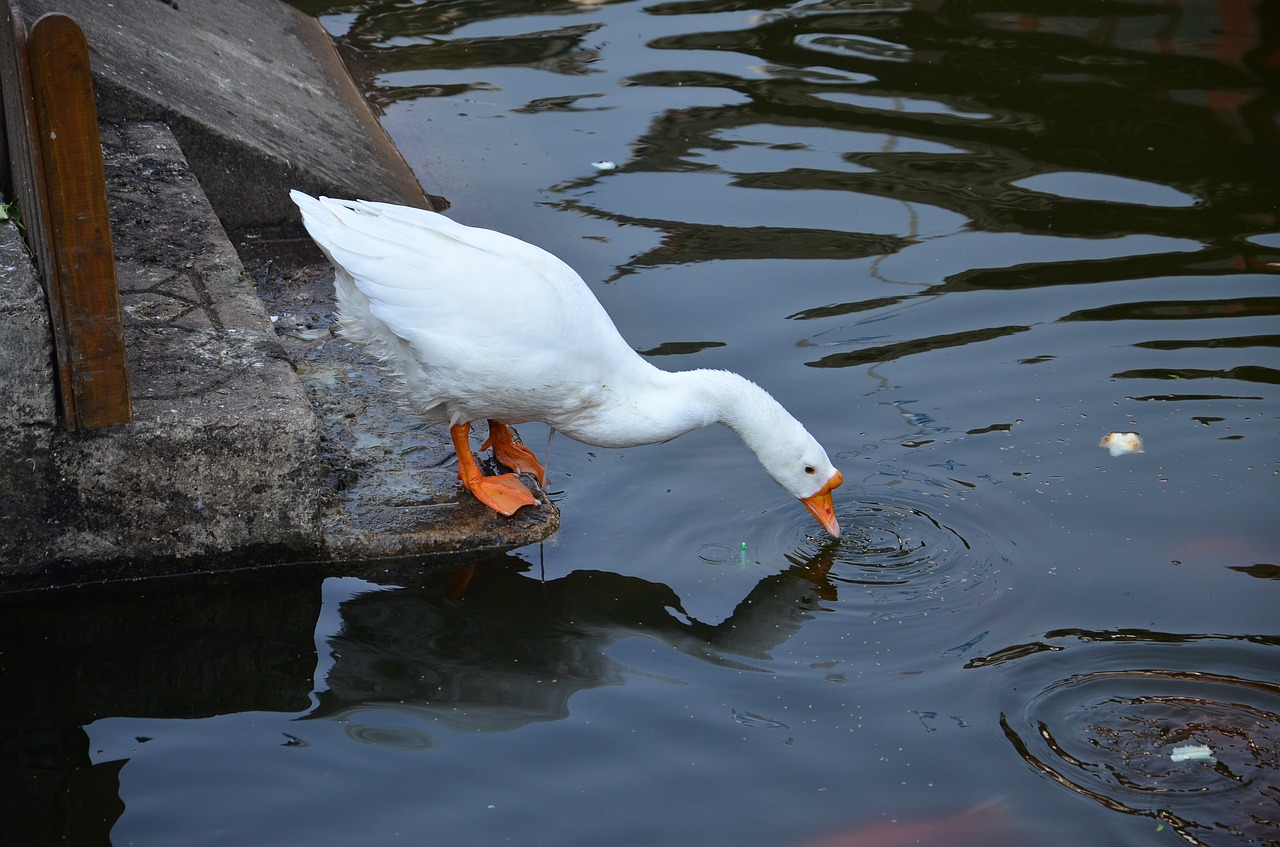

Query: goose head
<box><xmin>709</xmin><ymin>371</ymin><xmax>843</xmax><ymax>538</ymax></box>
<box><xmin>758</xmin><ymin>429</ymin><xmax>844</xmax><ymax>539</ymax></box>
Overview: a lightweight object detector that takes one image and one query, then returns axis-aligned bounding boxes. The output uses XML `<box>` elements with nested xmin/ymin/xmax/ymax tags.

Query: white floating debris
<box><xmin>591</xmin><ymin>160</ymin><xmax>617</xmax><ymax>171</ymax></box>
<box><xmin>1099</xmin><ymin>432</ymin><xmax>1143</xmax><ymax>456</ymax></box>
<box><xmin>1170</xmin><ymin>743</ymin><xmax>1215</xmax><ymax>763</ymax></box>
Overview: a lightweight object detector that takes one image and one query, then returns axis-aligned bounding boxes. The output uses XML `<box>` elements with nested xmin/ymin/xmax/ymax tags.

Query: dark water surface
<box><xmin>4</xmin><ymin>1</ymin><xmax>1279</xmax><ymax>845</ymax></box>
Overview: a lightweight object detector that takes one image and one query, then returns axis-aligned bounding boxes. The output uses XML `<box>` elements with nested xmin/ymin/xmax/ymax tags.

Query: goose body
<box><xmin>291</xmin><ymin>191</ymin><xmax>842</xmax><ymax>536</ymax></box>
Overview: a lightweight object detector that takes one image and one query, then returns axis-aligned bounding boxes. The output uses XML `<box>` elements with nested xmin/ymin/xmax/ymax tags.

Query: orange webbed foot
<box><xmin>465</xmin><ymin>472</ymin><xmax>539</xmax><ymax>516</ymax></box>
<box><xmin>481</xmin><ymin>420</ymin><xmax>547</xmax><ymax>485</ymax></box>
<box><xmin>451</xmin><ymin>422</ymin><xmax>539</xmax><ymax>517</ymax></box>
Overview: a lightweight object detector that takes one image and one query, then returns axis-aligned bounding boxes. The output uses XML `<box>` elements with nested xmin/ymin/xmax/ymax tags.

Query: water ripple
<box><xmin>992</xmin><ymin>633</ymin><xmax>1280</xmax><ymax>845</ymax></box>
<box><xmin>796</xmin><ymin>32</ymin><xmax>913</xmax><ymax>63</ymax></box>
<box><xmin>346</xmin><ymin>722</ymin><xmax>435</xmax><ymax>750</ymax></box>
<box><xmin>786</xmin><ymin>489</ymin><xmax>1008</xmax><ymax>619</ymax></box>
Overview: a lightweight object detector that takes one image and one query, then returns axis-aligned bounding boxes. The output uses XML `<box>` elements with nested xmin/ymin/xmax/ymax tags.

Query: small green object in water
<box><xmin>740</xmin><ymin>541</ymin><xmax>747</xmax><ymax>567</ymax></box>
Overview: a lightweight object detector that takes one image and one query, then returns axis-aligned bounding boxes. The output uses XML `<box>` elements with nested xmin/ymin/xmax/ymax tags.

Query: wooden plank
<box><xmin>0</xmin><ymin>0</ymin><xmax>11</xmax><ymax>200</ymax></box>
<box><xmin>0</xmin><ymin>0</ymin><xmax>76</xmax><ymax>425</ymax></box>
<box><xmin>0</xmin><ymin>60</ymin><xmax>9</xmax><ymax>201</ymax></box>
<box><xmin>28</xmin><ymin>12</ymin><xmax>131</xmax><ymax>429</ymax></box>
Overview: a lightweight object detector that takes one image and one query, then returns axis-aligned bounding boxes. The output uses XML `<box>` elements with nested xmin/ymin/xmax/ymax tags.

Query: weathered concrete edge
<box><xmin>1</xmin><ymin>120</ymin><xmax>556</xmax><ymax>592</ymax></box>
<box><xmin>290</xmin><ymin>10</ymin><xmax>439</xmax><ymax>214</ymax></box>
<box><xmin>0</xmin><ymin>206</ymin><xmax>61</xmax><ymax>569</ymax></box>
<box><xmin>0</xmin><ymin>121</ymin><xmax>328</xmax><ymax>587</ymax></box>
<box><xmin>83</xmin><ymin>10</ymin><xmax>431</xmax><ymax>228</ymax></box>
<box><xmin>0</xmin><ymin>0</ymin><xmax>566</xmax><ymax>590</ymax></box>
<box><xmin>22</xmin><ymin>0</ymin><xmax>435</xmax><ymax>229</ymax></box>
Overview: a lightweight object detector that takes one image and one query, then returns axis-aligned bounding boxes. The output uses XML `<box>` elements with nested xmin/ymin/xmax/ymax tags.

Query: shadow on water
<box><xmin>9</xmin><ymin>531</ymin><xmax>1265</xmax><ymax>843</ymax></box>
<box><xmin>5</xmin><ymin>554</ymin><xmax>1274</xmax><ymax>844</ymax></box>
<box><xmin>306</xmin><ymin>552</ymin><xmax>844</xmax><ymax>735</ymax></box>
<box><xmin>0</xmin><ymin>546</ymin><xmax>866</xmax><ymax>842</ymax></box>
<box><xmin>0</xmin><ymin>573</ymin><xmax>322</xmax><ymax>845</ymax></box>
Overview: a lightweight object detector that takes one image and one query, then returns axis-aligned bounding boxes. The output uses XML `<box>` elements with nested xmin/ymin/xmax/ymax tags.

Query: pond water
<box><xmin>4</xmin><ymin>1</ymin><xmax>1278</xmax><ymax>845</ymax></box>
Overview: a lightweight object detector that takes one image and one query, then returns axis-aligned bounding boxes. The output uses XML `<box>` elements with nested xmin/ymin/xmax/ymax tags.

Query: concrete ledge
<box><xmin>0</xmin><ymin>121</ymin><xmax>557</xmax><ymax>588</ymax></box>
<box><xmin>0</xmin><ymin>121</ymin><xmax>325</xmax><ymax>581</ymax></box>
<box><xmin>0</xmin><ymin>184</ymin><xmax>61</xmax><ymax>566</ymax></box>
<box><xmin>22</xmin><ymin>0</ymin><xmax>433</xmax><ymax>228</ymax></box>
<box><xmin>0</xmin><ymin>2</ymin><xmax>561</xmax><ymax>588</ymax></box>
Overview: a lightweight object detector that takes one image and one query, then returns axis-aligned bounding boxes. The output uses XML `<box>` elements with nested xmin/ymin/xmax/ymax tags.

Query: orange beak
<box><xmin>801</xmin><ymin>469</ymin><xmax>843</xmax><ymax>538</ymax></box>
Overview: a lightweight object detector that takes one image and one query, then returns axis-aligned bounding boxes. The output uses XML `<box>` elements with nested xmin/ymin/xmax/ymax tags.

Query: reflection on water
<box><xmin>787</xmin><ymin>487</ymin><xmax>1007</xmax><ymax>619</ymax></box>
<box><xmin>291</xmin><ymin>3</ymin><xmax>1278</xmax><ymax>842</ymax></box>
<box><xmin>3</xmin><ymin>0</ymin><xmax>1275</xmax><ymax>844</ymax></box>
<box><xmin>0</xmin><ymin>555</ymin><xmax>847</xmax><ymax>834</ymax></box>
<box><xmin>308</xmin><ymin>552</ymin><xmax>845</xmax><ymax>736</ymax></box>
<box><xmin>0</xmin><ymin>574</ymin><xmax>321</xmax><ymax>844</ymax></box>
<box><xmin>305</xmin><ymin>0</ymin><xmax>1279</xmax><ymax>404</ymax></box>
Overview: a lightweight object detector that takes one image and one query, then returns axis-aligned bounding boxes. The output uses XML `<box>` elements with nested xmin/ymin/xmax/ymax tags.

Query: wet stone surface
<box><xmin>1</xmin><ymin>120</ymin><xmax>555</xmax><ymax>588</ymax></box>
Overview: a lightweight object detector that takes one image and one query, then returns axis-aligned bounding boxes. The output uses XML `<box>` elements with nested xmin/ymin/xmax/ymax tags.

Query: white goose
<box><xmin>291</xmin><ymin>191</ymin><xmax>843</xmax><ymax>537</ymax></box>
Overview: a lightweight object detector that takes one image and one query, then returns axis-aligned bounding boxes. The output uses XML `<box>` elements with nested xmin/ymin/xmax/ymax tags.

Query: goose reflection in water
<box><xmin>306</xmin><ymin>550</ymin><xmax>841</xmax><ymax>735</ymax></box>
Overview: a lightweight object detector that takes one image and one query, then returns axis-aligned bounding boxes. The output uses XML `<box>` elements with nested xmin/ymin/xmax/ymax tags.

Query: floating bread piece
<box><xmin>1100</xmin><ymin>432</ymin><xmax>1144</xmax><ymax>456</ymax></box>
<box><xmin>1170</xmin><ymin>743</ymin><xmax>1215</xmax><ymax>762</ymax></box>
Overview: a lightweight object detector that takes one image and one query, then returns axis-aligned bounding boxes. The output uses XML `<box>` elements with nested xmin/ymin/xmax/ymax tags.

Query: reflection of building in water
<box><xmin>0</xmin><ymin>575</ymin><xmax>322</xmax><ymax>845</ymax></box>
<box><xmin>987</xmin><ymin>1</ymin><xmax>1278</xmax><ymax>146</ymax></box>
<box><xmin>307</xmin><ymin>554</ymin><xmax>838</xmax><ymax>736</ymax></box>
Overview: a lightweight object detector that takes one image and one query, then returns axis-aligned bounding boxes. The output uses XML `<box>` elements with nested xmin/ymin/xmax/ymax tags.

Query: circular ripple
<box><xmin>345</xmin><ymin>723</ymin><xmax>435</xmax><ymax>750</ymax></box>
<box><xmin>697</xmin><ymin>543</ymin><xmax>739</xmax><ymax>565</ymax></box>
<box><xmin>784</xmin><ymin>488</ymin><xmax>1009</xmax><ymax>619</ymax></box>
<box><xmin>1003</xmin><ymin>662</ymin><xmax>1280</xmax><ymax>844</ymax></box>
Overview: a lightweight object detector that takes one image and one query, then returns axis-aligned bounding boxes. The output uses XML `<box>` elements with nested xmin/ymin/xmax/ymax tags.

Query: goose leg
<box><xmin>480</xmin><ymin>420</ymin><xmax>547</xmax><ymax>485</ymax></box>
<box><xmin>450</xmin><ymin>423</ymin><xmax>539</xmax><ymax>516</ymax></box>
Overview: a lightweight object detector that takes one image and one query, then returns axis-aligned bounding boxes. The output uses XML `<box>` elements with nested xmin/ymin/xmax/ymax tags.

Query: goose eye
<box><xmin>804</xmin><ymin>465</ymin><xmax>816</xmax><ymax>475</ymax></box>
